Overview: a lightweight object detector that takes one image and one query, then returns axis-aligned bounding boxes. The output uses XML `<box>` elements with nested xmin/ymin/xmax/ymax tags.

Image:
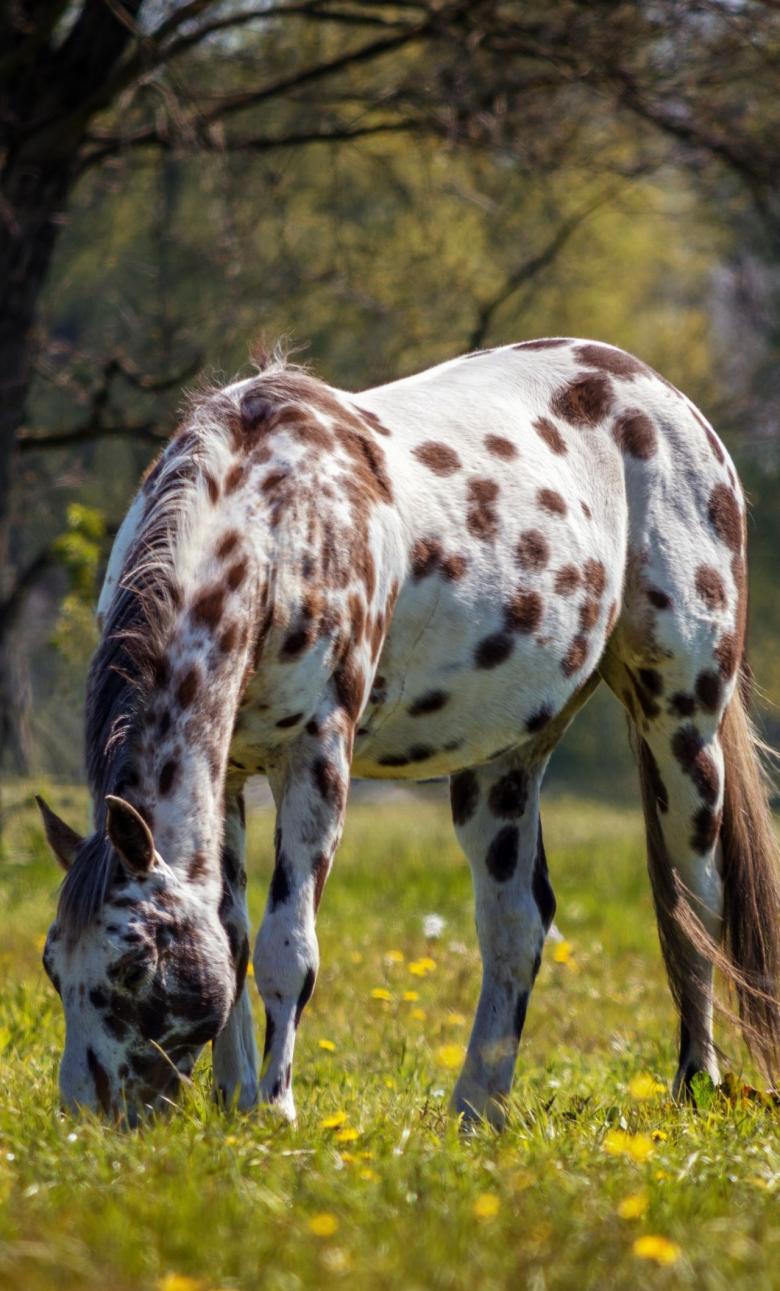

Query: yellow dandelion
<box><xmin>318</xmin><ymin>1039</ymin><xmax>336</xmax><ymax>1053</ymax></box>
<box><xmin>651</xmin><ymin>1129</ymin><xmax>668</xmax><ymax>1142</ymax></box>
<box><xmin>603</xmin><ymin>1129</ymin><xmax>654</xmax><ymax>1162</ymax></box>
<box><xmin>473</xmin><ymin>1193</ymin><xmax>501</xmax><ymax>1220</ymax></box>
<box><xmin>408</xmin><ymin>957</ymin><xmax>437</xmax><ymax>977</ymax></box>
<box><xmin>320</xmin><ymin>1111</ymin><xmax>348</xmax><ymax>1130</ymax></box>
<box><xmin>445</xmin><ymin>1011</ymin><xmax>467</xmax><ymax>1026</ymax></box>
<box><xmin>632</xmin><ymin>1235</ymin><xmax>681</xmax><ymax>1266</ymax></box>
<box><xmin>308</xmin><ymin>1213</ymin><xmax>339</xmax><ymax>1238</ymax></box>
<box><xmin>410</xmin><ymin>1008</ymin><xmax>426</xmax><ymax>1021</ymax></box>
<box><xmin>403</xmin><ymin>990</ymin><xmax>420</xmax><ymax>1002</ymax></box>
<box><xmin>334</xmin><ymin>1127</ymin><xmax>359</xmax><ymax>1144</ymax></box>
<box><xmin>384</xmin><ymin>1076</ymin><xmax>397</xmax><ymax>1089</ymax></box>
<box><xmin>617</xmin><ymin>1191</ymin><xmax>649</xmax><ymax>1220</ymax></box>
<box><xmin>370</xmin><ymin>987</ymin><xmax>392</xmax><ymax>1002</ymax></box>
<box><xmin>654</xmin><ymin>1169</ymin><xmax>669</xmax><ymax>1181</ymax></box>
<box><xmin>386</xmin><ymin>949</ymin><xmax>405</xmax><ymax>963</ymax></box>
<box><xmin>224</xmin><ymin>1135</ymin><xmax>237</xmax><ymax>1146</ymax></box>
<box><xmin>552</xmin><ymin>940</ymin><xmax>573</xmax><ymax>965</ymax></box>
<box><xmin>245</xmin><ymin>961</ymin><xmax>255</xmax><ymax>978</ymax></box>
<box><xmin>359</xmin><ymin>1166</ymin><xmax>379</xmax><ymax>1181</ymax></box>
<box><xmin>436</xmin><ymin>1043</ymin><xmax>466</xmax><ymax>1070</ymax></box>
<box><xmin>156</xmin><ymin>1276</ymin><xmax>202</xmax><ymax>1291</ymax></box>
<box><xmin>629</xmin><ymin>1073</ymin><xmax>666</xmax><ymax>1100</ymax></box>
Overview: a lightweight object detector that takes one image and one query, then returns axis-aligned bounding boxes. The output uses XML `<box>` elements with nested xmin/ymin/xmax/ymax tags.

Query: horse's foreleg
<box><xmin>449</xmin><ymin>755</ymin><xmax>551</xmax><ymax>1129</ymax></box>
<box><xmin>253</xmin><ymin>714</ymin><xmax>351</xmax><ymax>1120</ymax></box>
<box><xmin>212</xmin><ymin>788</ymin><xmax>259</xmax><ymax>1109</ymax></box>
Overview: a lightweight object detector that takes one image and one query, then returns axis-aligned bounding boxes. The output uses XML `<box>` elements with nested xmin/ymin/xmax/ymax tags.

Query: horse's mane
<box><xmin>57</xmin><ymin>344</ymin><xmax>307</xmax><ymax>937</ymax></box>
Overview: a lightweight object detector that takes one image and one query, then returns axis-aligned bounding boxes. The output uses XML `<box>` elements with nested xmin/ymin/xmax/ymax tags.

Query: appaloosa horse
<box><xmin>39</xmin><ymin>338</ymin><xmax>780</xmax><ymax>1126</ymax></box>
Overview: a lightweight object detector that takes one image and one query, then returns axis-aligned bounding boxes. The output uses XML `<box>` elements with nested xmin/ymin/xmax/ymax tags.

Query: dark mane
<box><xmin>57</xmin><ymin>429</ymin><xmax>200</xmax><ymax>937</ymax></box>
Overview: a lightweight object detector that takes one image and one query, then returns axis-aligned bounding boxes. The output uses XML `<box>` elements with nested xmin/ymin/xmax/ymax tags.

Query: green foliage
<box><xmin>1</xmin><ymin>792</ymin><xmax>779</xmax><ymax>1290</ymax></box>
<box><xmin>50</xmin><ymin>504</ymin><xmax>106</xmax><ymax>665</ymax></box>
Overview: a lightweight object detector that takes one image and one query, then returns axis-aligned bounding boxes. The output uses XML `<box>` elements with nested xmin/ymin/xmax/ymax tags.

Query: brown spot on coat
<box><xmin>450</xmin><ymin>770</ymin><xmax>479</xmax><ymax>826</ymax></box>
<box><xmin>408</xmin><ymin>690</ymin><xmax>449</xmax><ymax>717</ymax></box>
<box><xmin>669</xmin><ymin>692</ymin><xmax>696</xmax><ymax>718</ymax></box>
<box><xmin>485</xmin><ymin>434</ymin><xmax>518</xmax><ymax>460</ymax></box>
<box><xmin>708</xmin><ymin>483</ymin><xmax>742</xmax><ymax>553</ymax></box>
<box><xmin>695</xmin><ymin>565</ymin><xmax>727</xmax><ymax>611</ymax></box>
<box><xmin>537</xmin><ymin>488</ymin><xmax>567</xmax><ymax>517</ymax></box>
<box><xmin>224</xmin><ymin>463</ymin><xmax>246</xmax><ymax>494</ymax></box>
<box><xmin>216</xmin><ymin>531</ymin><xmax>240</xmax><ymax>561</ymax></box>
<box><xmin>485</xmin><ymin>825</ymin><xmax>519</xmax><ymax>881</ymax></box>
<box><xmin>413</xmin><ymin>441</ymin><xmax>462</xmax><ymax>475</ymax></box>
<box><xmin>533</xmin><ymin>417</ymin><xmax>567</xmax><ymax>455</ymax></box>
<box><xmin>691</xmin><ymin>806</ymin><xmax>721</xmax><ymax>854</ymax></box>
<box><xmin>411</xmin><ymin>537</ymin><xmax>443</xmax><ymax>580</ymax></box>
<box><xmin>578</xmin><ymin>562</ymin><xmax>604</xmax><ymax>601</ymax></box>
<box><xmin>513</xmin><ymin>338</ymin><xmax>569</xmax><ymax>350</ymax></box>
<box><xmin>671</xmin><ymin>725</ymin><xmax>719</xmax><ymax>804</ymax></box>
<box><xmin>176</xmin><ymin>667</ymin><xmax>199</xmax><ymax>709</ymax></box>
<box><xmin>441</xmin><ymin>552</ymin><xmax>468</xmax><ymax>580</ymax></box>
<box><xmin>312</xmin><ymin>853</ymin><xmax>329</xmax><ymax>912</ymax></box>
<box><xmin>612</xmin><ymin>409</ymin><xmax>657</xmax><ymax>459</ymax></box>
<box><xmin>695</xmin><ymin>670</ymin><xmax>722</xmax><ymax>713</ymax></box>
<box><xmin>466</xmin><ymin>478</ymin><xmax>500</xmax><ymax>541</ymax></box>
<box><xmin>488</xmin><ymin>768</ymin><xmax>528</xmax><ymax>819</ymax></box>
<box><xmin>191</xmin><ymin>585</ymin><xmax>226</xmax><ymax>630</ymax></box>
<box><xmin>574</xmin><ymin>343</ymin><xmax>647</xmax><ymax>378</ymax></box>
<box><xmin>551</xmin><ymin>372</ymin><xmax>614</xmax><ymax>427</ymax></box>
<box><xmin>714</xmin><ymin>633</ymin><xmax>738</xmax><ymax>678</ymax></box>
<box><xmin>562</xmin><ymin>634</ymin><xmax>588</xmax><ymax>676</ymax></box>
<box><xmin>554</xmin><ymin>565</ymin><xmax>580</xmax><ymax>595</ymax></box>
<box><xmin>526</xmin><ymin>705</ymin><xmax>552</xmax><ymax>733</ymax></box>
<box><xmin>579</xmin><ymin>598</ymin><xmax>600</xmax><ymax>633</ymax></box>
<box><xmin>226</xmin><ymin>559</ymin><xmax>248</xmax><ymax>592</ymax></box>
<box><xmin>475</xmin><ymin>632</ymin><xmax>514</xmax><ymax>669</ymax></box>
<box><xmin>516</xmin><ymin>529</ymin><xmax>549</xmax><ymax>572</ymax></box>
<box><xmin>158</xmin><ymin>760</ymin><xmax>177</xmax><ymax>796</ymax></box>
<box><xmin>647</xmin><ymin>586</ymin><xmax>671</xmax><ymax>610</ymax></box>
<box><xmin>506</xmin><ymin>589</ymin><xmax>543</xmax><ymax>634</ymax></box>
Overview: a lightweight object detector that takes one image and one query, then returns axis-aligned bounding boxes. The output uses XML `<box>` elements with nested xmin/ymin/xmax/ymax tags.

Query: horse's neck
<box><xmin>118</xmin><ymin>612</ymin><xmax>254</xmax><ymax>892</ymax></box>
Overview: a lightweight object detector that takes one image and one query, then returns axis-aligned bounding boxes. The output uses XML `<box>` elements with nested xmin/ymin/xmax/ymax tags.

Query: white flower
<box><xmin>423</xmin><ymin>913</ymin><xmax>446</xmax><ymax>939</ymax></box>
<box><xmin>545</xmin><ymin>923</ymin><xmax>565</xmax><ymax>943</ymax></box>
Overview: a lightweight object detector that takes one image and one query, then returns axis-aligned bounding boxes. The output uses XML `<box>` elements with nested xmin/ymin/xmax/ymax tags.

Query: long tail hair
<box><xmin>634</xmin><ymin>669</ymin><xmax>780</xmax><ymax>1080</ymax></box>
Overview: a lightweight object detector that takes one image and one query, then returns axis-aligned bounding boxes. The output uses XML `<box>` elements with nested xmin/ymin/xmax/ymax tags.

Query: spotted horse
<box><xmin>39</xmin><ymin>338</ymin><xmax>780</xmax><ymax>1126</ymax></box>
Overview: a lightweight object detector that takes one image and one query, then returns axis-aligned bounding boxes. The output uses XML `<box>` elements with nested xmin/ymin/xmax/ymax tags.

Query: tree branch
<box><xmin>16</xmin><ymin>420</ymin><xmax>167</xmax><ymax>452</ymax></box>
<box><xmin>466</xmin><ymin>198</ymin><xmax>608</xmax><ymax>351</ymax></box>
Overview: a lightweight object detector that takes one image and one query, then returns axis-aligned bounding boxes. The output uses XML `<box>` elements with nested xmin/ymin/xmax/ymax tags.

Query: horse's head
<box><xmin>38</xmin><ymin>795</ymin><xmax>234</xmax><ymax>1124</ymax></box>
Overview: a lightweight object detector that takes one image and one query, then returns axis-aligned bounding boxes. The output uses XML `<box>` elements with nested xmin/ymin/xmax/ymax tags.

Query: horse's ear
<box><xmin>36</xmin><ymin>796</ymin><xmax>83</xmax><ymax>871</ymax></box>
<box><xmin>105</xmin><ymin>795</ymin><xmax>155</xmax><ymax>876</ymax></box>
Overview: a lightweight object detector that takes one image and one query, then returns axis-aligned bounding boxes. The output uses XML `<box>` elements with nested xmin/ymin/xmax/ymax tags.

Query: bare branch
<box><xmin>467</xmin><ymin>198</ymin><xmax>608</xmax><ymax>351</ymax></box>
<box><xmin>16</xmin><ymin>420</ymin><xmax>168</xmax><ymax>452</ymax></box>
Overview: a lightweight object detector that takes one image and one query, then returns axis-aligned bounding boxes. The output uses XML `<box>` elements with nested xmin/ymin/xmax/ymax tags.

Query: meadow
<box><xmin>1</xmin><ymin>784</ymin><xmax>779</xmax><ymax>1291</ymax></box>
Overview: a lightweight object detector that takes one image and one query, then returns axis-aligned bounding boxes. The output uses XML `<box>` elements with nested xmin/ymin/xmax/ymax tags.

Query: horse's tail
<box><xmin>635</xmin><ymin>667</ymin><xmax>780</xmax><ymax>1080</ymax></box>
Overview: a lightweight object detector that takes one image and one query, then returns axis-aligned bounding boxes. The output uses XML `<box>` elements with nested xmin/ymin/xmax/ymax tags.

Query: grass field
<box><xmin>1</xmin><ymin>784</ymin><xmax>779</xmax><ymax>1290</ymax></box>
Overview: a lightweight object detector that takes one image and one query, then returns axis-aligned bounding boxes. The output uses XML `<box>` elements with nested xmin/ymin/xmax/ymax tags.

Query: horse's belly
<box><xmin>351</xmin><ymin>581</ymin><xmax>587</xmax><ymax>779</ymax></box>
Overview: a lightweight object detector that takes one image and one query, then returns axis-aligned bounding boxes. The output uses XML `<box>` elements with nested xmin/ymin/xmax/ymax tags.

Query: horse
<box><xmin>38</xmin><ymin>337</ymin><xmax>780</xmax><ymax>1126</ymax></box>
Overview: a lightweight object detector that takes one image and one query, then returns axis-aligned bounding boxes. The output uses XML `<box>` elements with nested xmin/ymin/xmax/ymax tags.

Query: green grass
<box><xmin>1</xmin><ymin>785</ymin><xmax>779</xmax><ymax>1290</ymax></box>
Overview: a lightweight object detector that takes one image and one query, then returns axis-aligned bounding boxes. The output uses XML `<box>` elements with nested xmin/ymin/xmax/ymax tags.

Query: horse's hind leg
<box><xmin>632</xmin><ymin>712</ymin><xmax>726</xmax><ymax>1096</ymax></box>
<box><xmin>449</xmin><ymin>753</ymin><xmax>553</xmax><ymax>1128</ymax></box>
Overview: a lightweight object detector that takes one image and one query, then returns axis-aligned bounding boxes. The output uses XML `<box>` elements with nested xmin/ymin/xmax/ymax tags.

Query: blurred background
<box><xmin>2</xmin><ymin>0</ymin><xmax>779</xmax><ymax>819</ymax></box>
